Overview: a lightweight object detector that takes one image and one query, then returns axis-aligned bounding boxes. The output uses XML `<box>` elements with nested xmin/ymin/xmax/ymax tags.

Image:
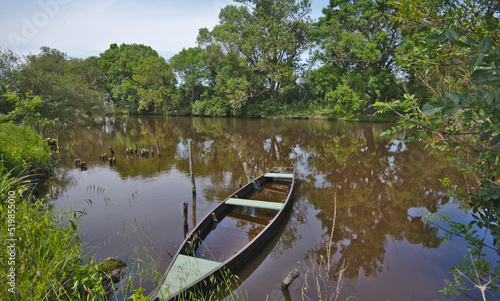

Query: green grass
<box><xmin>0</xmin><ymin>122</ymin><xmax>52</xmax><ymax>177</ymax></box>
<box><xmin>0</xmin><ymin>174</ymin><xmax>108</xmax><ymax>300</ymax></box>
<box><xmin>0</xmin><ymin>123</ymin><xmax>107</xmax><ymax>300</ymax></box>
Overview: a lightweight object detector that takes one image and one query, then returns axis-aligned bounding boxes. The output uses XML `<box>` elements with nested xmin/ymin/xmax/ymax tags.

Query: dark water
<box><xmin>44</xmin><ymin>116</ymin><xmax>497</xmax><ymax>301</ymax></box>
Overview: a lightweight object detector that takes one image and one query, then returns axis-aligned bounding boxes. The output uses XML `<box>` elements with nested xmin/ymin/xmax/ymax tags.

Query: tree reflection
<box><xmin>49</xmin><ymin>117</ymin><xmax>466</xmax><ymax>285</ymax></box>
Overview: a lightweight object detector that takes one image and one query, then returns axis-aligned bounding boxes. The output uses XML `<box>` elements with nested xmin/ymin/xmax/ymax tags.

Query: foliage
<box><xmin>197</xmin><ymin>0</ymin><xmax>312</xmax><ymax>109</ymax></box>
<box><xmin>0</xmin><ymin>182</ymin><xmax>107</xmax><ymax>300</ymax></box>
<box><xmin>98</xmin><ymin>43</ymin><xmax>161</xmax><ymax>113</ymax></box>
<box><xmin>313</xmin><ymin>0</ymin><xmax>403</xmax><ymax>115</ymax></box>
<box><xmin>169</xmin><ymin>47</ymin><xmax>211</xmax><ymax>104</ymax></box>
<box><xmin>17</xmin><ymin>47</ymin><xmax>104</xmax><ymax>121</ymax></box>
<box><xmin>379</xmin><ymin>0</ymin><xmax>500</xmax><ymax>298</ymax></box>
<box><xmin>133</xmin><ymin>56</ymin><xmax>177</xmax><ymax>112</ymax></box>
<box><xmin>0</xmin><ymin>122</ymin><xmax>51</xmax><ymax>177</ymax></box>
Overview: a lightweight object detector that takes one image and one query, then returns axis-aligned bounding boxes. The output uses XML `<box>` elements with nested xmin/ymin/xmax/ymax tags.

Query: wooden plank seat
<box><xmin>158</xmin><ymin>254</ymin><xmax>221</xmax><ymax>299</ymax></box>
<box><xmin>264</xmin><ymin>172</ymin><xmax>294</xmax><ymax>179</ymax></box>
<box><xmin>225</xmin><ymin>198</ymin><xmax>284</xmax><ymax>210</ymax></box>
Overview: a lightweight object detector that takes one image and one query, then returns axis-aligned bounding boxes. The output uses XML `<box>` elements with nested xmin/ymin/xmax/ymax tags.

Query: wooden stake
<box><xmin>155</xmin><ymin>140</ymin><xmax>161</xmax><ymax>158</ymax></box>
<box><xmin>239</xmin><ymin>177</ymin><xmax>242</xmax><ymax>188</ymax></box>
<box><xmin>192</xmin><ymin>194</ymin><xmax>197</xmax><ymax>227</ymax></box>
<box><xmin>281</xmin><ymin>269</ymin><xmax>300</xmax><ymax>290</ymax></box>
<box><xmin>183</xmin><ymin>202</ymin><xmax>189</xmax><ymax>237</ymax></box>
<box><xmin>134</xmin><ymin>143</ymin><xmax>138</xmax><ymax>155</ymax></box>
<box><xmin>188</xmin><ymin>139</ymin><xmax>196</xmax><ymax>195</ymax></box>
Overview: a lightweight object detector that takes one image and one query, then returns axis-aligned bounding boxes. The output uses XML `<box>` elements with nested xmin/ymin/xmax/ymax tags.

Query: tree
<box><xmin>169</xmin><ymin>47</ymin><xmax>210</xmax><ymax>103</ymax></box>
<box><xmin>17</xmin><ymin>47</ymin><xmax>103</xmax><ymax>122</ymax></box>
<box><xmin>379</xmin><ymin>0</ymin><xmax>500</xmax><ymax>298</ymax></box>
<box><xmin>132</xmin><ymin>56</ymin><xmax>176</xmax><ymax>112</ymax></box>
<box><xmin>98</xmin><ymin>43</ymin><xmax>159</xmax><ymax>112</ymax></box>
<box><xmin>198</xmin><ymin>0</ymin><xmax>312</xmax><ymax>107</ymax></box>
<box><xmin>313</xmin><ymin>0</ymin><xmax>402</xmax><ymax>115</ymax></box>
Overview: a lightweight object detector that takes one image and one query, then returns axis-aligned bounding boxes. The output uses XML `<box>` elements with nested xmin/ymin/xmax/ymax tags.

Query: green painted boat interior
<box><xmin>158</xmin><ymin>179</ymin><xmax>293</xmax><ymax>298</ymax></box>
<box><xmin>157</xmin><ymin>254</ymin><xmax>221</xmax><ymax>299</ymax></box>
<box><xmin>225</xmin><ymin>198</ymin><xmax>284</xmax><ymax>210</ymax></box>
<box><xmin>264</xmin><ymin>172</ymin><xmax>294</xmax><ymax>179</ymax></box>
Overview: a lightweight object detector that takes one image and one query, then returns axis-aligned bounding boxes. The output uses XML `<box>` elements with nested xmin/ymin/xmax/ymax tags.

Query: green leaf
<box><xmin>478</xmin><ymin>36</ymin><xmax>493</xmax><ymax>53</ymax></box>
<box><xmin>442</xmin><ymin>93</ymin><xmax>473</xmax><ymax>106</ymax></box>
<box><xmin>463</xmin><ymin>36</ymin><xmax>477</xmax><ymax>46</ymax></box>
<box><xmin>426</xmin><ymin>33</ymin><xmax>445</xmax><ymax>43</ymax></box>
<box><xmin>444</xmin><ymin>29</ymin><xmax>459</xmax><ymax>41</ymax></box>
<box><xmin>476</xmin><ymin>88</ymin><xmax>495</xmax><ymax>105</ymax></box>
<box><xmin>469</xmin><ymin>53</ymin><xmax>485</xmax><ymax>69</ymax></box>
<box><xmin>490</xmin><ymin>134</ymin><xmax>500</xmax><ymax>146</ymax></box>
<box><xmin>443</xmin><ymin>105</ymin><xmax>459</xmax><ymax>117</ymax></box>
<box><xmin>472</xmin><ymin>68</ymin><xmax>500</xmax><ymax>86</ymax></box>
<box><xmin>492</xmin><ymin>46</ymin><xmax>500</xmax><ymax>65</ymax></box>
<box><xmin>422</xmin><ymin>102</ymin><xmax>446</xmax><ymax>115</ymax></box>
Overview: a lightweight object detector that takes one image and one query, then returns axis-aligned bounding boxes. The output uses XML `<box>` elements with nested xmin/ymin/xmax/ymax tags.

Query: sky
<box><xmin>0</xmin><ymin>0</ymin><xmax>329</xmax><ymax>60</ymax></box>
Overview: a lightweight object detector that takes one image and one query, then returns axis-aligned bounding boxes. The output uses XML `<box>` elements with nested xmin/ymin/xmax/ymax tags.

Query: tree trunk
<box><xmin>363</xmin><ymin>93</ymin><xmax>377</xmax><ymax>115</ymax></box>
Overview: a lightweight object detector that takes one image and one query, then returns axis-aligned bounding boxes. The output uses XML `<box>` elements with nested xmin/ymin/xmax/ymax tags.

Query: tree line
<box><xmin>0</xmin><ymin>0</ymin><xmax>499</xmax><ymax>298</ymax></box>
<box><xmin>1</xmin><ymin>0</ymin><xmax>428</xmax><ymax>122</ymax></box>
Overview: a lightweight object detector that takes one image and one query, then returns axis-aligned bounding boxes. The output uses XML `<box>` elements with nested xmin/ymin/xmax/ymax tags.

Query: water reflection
<box><xmin>46</xmin><ymin>116</ymin><xmax>477</xmax><ymax>300</ymax></box>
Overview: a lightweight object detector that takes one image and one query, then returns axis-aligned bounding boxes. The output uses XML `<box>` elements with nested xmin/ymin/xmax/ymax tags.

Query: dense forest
<box><xmin>2</xmin><ymin>0</ymin><xmax>421</xmax><ymax>121</ymax></box>
<box><xmin>0</xmin><ymin>0</ymin><xmax>499</xmax><ymax>300</ymax></box>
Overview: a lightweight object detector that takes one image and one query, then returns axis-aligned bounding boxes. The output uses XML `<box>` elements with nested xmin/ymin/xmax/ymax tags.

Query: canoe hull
<box><xmin>152</xmin><ymin>167</ymin><xmax>295</xmax><ymax>300</ymax></box>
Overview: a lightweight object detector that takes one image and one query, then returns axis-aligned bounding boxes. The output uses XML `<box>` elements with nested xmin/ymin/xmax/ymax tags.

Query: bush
<box><xmin>0</xmin><ymin>122</ymin><xmax>52</xmax><ymax>177</ymax></box>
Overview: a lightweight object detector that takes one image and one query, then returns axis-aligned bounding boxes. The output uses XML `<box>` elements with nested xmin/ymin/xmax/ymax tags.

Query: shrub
<box><xmin>0</xmin><ymin>122</ymin><xmax>52</xmax><ymax>177</ymax></box>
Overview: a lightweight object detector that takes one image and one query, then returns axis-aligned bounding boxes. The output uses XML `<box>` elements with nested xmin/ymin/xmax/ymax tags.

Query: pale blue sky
<box><xmin>0</xmin><ymin>0</ymin><xmax>329</xmax><ymax>59</ymax></box>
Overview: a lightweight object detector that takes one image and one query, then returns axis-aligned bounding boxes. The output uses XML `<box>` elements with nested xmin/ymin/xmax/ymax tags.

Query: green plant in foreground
<box><xmin>0</xmin><ymin>122</ymin><xmax>52</xmax><ymax>177</ymax></box>
<box><xmin>0</xmin><ymin>184</ymin><xmax>107</xmax><ymax>300</ymax></box>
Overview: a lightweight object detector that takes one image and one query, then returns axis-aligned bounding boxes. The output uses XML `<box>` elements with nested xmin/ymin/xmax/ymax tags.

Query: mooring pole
<box><xmin>281</xmin><ymin>269</ymin><xmax>300</xmax><ymax>290</ymax></box>
<box><xmin>188</xmin><ymin>139</ymin><xmax>196</xmax><ymax>195</ymax></box>
<box><xmin>192</xmin><ymin>194</ymin><xmax>197</xmax><ymax>227</ymax></box>
<box><xmin>155</xmin><ymin>140</ymin><xmax>161</xmax><ymax>158</ymax></box>
<box><xmin>183</xmin><ymin>202</ymin><xmax>188</xmax><ymax>238</ymax></box>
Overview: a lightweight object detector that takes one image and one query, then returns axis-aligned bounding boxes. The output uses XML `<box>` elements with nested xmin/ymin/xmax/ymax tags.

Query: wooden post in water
<box><xmin>188</xmin><ymin>139</ymin><xmax>196</xmax><ymax>195</ymax></box>
<box><xmin>192</xmin><ymin>194</ymin><xmax>197</xmax><ymax>227</ymax></box>
<box><xmin>134</xmin><ymin>143</ymin><xmax>138</xmax><ymax>155</ymax></box>
<box><xmin>155</xmin><ymin>140</ymin><xmax>161</xmax><ymax>158</ymax></box>
<box><xmin>183</xmin><ymin>202</ymin><xmax>188</xmax><ymax>238</ymax></box>
<box><xmin>281</xmin><ymin>269</ymin><xmax>300</xmax><ymax>290</ymax></box>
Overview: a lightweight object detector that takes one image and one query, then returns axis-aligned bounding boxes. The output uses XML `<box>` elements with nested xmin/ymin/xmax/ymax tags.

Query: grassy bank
<box><xmin>0</xmin><ymin>122</ymin><xmax>108</xmax><ymax>300</ymax></box>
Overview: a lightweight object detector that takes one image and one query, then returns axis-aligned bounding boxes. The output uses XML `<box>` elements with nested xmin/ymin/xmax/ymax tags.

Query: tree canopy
<box><xmin>312</xmin><ymin>0</ymin><xmax>402</xmax><ymax>115</ymax></box>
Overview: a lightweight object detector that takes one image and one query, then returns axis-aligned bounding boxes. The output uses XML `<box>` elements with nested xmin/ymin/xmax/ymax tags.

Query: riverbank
<box><xmin>0</xmin><ymin>122</ymin><xmax>110</xmax><ymax>300</ymax></box>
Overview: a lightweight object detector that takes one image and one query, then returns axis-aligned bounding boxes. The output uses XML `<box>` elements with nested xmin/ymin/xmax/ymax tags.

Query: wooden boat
<box><xmin>152</xmin><ymin>167</ymin><xmax>295</xmax><ymax>300</ymax></box>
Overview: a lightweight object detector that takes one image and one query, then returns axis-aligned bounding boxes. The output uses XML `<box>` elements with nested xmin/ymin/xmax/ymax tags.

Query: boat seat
<box><xmin>158</xmin><ymin>254</ymin><xmax>221</xmax><ymax>299</ymax></box>
<box><xmin>264</xmin><ymin>172</ymin><xmax>294</xmax><ymax>179</ymax></box>
<box><xmin>226</xmin><ymin>198</ymin><xmax>284</xmax><ymax>210</ymax></box>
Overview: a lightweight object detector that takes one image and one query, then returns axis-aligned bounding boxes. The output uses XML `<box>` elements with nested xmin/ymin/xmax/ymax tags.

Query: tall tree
<box><xmin>314</xmin><ymin>0</ymin><xmax>402</xmax><ymax>115</ymax></box>
<box><xmin>17</xmin><ymin>47</ymin><xmax>103</xmax><ymax>122</ymax></box>
<box><xmin>132</xmin><ymin>56</ymin><xmax>176</xmax><ymax>112</ymax></box>
<box><xmin>98</xmin><ymin>43</ymin><xmax>159</xmax><ymax>112</ymax></box>
<box><xmin>169</xmin><ymin>47</ymin><xmax>210</xmax><ymax>103</ymax></box>
<box><xmin>198</xmin><ymin>0</ymin><xmax>312</xmax><ymax>106</ymax></box>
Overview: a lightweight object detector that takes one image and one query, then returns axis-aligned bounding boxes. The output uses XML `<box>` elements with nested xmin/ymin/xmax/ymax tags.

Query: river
<box><xmin>43</xmin><ymin>116</ymin><xmax>495</xmax><ymax>301</ymax></box>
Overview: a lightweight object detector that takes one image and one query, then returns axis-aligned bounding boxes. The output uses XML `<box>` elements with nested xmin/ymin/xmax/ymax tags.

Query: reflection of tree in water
<box><xmin>301</xmin><ymin>124</ymin><xmax>459</xmax><ymax>280</ymax></box>
<box><xmin>50</xmin><ymin>117</ymin><xmax>467</xmax><ymax>283</ymax></box>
